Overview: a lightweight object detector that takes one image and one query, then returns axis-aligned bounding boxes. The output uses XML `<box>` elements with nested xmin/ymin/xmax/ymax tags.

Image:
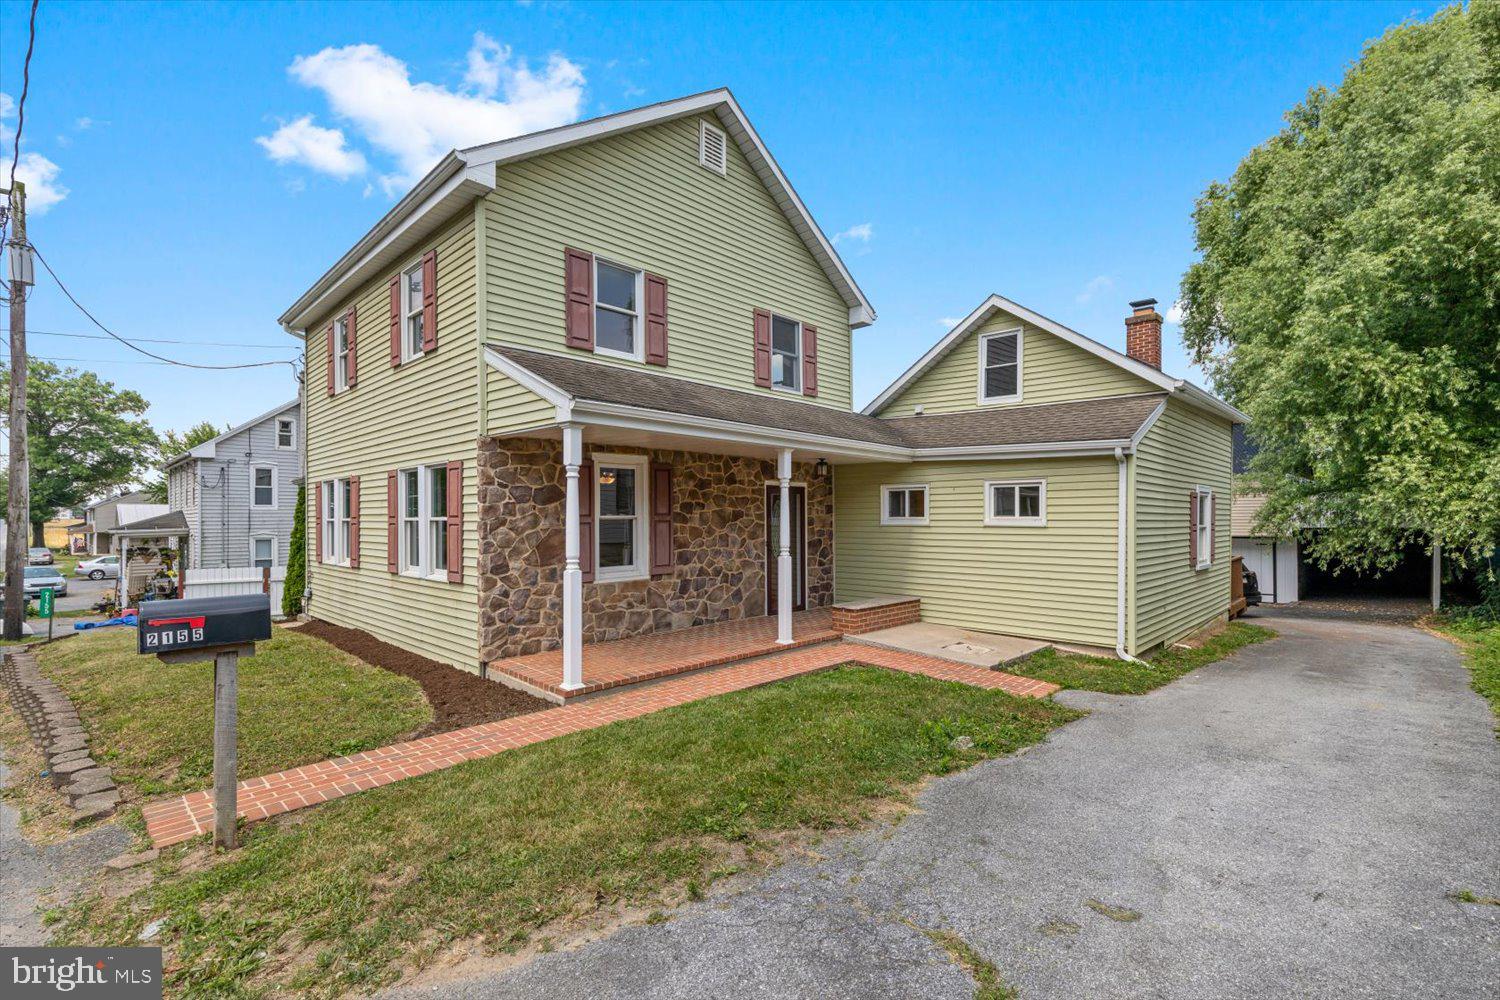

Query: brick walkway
<box><xmin>141</xmin><ymin>641</ymin><xmax>1059</xmax><ymax>848</ymax></box>
<box><xmin>489</xmin><ymin>608</ymin><xmax>840</xmax><ymax>699</ymax></box>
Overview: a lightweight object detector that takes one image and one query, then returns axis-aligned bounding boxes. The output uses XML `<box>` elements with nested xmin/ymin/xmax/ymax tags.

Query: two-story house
<box><xmin>163</xmin><ymin>400</ymin><xmax>302</xmax><ymax>570</ymax></box>
<box><xmin>278</xmin><ymin>89</ymin><xmax>1243</xmax><ymax>686</ymax></box>
<box><xmin>69</xmin><ymin>490</ymin><xmax>168</xmax><ymax>556</ymax></box>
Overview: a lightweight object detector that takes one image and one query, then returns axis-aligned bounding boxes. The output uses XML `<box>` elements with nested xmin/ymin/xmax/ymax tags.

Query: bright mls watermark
<box><xmin>5</xmin><ymin>948</ymin><xmax>162</xmax><ymax>998</ymax></box>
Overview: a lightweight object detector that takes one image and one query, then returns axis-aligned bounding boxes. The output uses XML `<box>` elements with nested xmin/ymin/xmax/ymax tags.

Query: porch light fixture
<box><xmin>814</xmin><ymin>458</ymin><xmax>830</xmax><ymax>478</ymax></box>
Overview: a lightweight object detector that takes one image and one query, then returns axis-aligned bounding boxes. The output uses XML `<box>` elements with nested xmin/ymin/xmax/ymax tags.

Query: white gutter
<box><xmin>1115</xmin><ymin>446</ymin><xmax>1145</xmax><ymax>663</ymax></box>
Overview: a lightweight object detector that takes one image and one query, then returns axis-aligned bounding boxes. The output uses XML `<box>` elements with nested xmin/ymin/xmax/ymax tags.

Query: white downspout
<box><xmin>1115</xmin><ymin>447</ymin><xmax>1146</xmax><ymax>663</ymax></box>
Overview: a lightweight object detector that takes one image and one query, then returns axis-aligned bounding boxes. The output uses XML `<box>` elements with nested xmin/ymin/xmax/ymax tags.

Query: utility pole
<box><xmin>4</xmin><ymin>180</ymin><xmax>30</xmax><ymax>640</ymax></box>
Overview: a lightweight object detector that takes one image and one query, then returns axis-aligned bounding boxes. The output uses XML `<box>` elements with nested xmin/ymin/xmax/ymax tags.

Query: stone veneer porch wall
<box><xmin>477</xmin><ymin>437</ymin><xmax>834</xmax><ymax>662</ymax></box>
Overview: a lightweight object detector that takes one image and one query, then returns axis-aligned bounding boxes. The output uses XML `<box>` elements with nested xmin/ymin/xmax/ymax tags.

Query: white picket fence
<box><xmin>182</xmin><ymin>566</ymin><xmax>287</xmax><ymax>618</ymax></box>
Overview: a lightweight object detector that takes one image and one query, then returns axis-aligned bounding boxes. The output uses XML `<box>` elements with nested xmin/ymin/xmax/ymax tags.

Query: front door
<box><xmin>765</xmin><ymin>484</ymin><xmax>806</xmax><ymax>613</ymax></box>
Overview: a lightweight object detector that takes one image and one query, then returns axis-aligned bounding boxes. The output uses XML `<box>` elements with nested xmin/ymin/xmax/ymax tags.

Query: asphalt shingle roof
<box><xmin>112</xmin><ymin>510</ymin><xmax>190</xmax><ymax>534</ymax></box>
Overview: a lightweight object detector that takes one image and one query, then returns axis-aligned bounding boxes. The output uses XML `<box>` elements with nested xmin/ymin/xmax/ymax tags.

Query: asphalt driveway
<box><xmin>389</xmin><ymin>614</ymin><xmax>1499</xmax><ymax>1000</ymax></box>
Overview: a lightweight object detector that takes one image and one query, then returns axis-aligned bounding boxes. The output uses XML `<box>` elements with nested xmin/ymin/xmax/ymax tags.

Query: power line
<box><xmin>27</xmin><ymin>329</ymin><xmax>299</xmax><ymax>351</ymax></box>
<box><xmin>32</xmin><ymin>246</ymin><xmax>299</xmax><ymax>373</ymax></box>
<box><xmin>30</xmin><ymin>354</ymin><xmax>288</xmax><ymax>368</ymax></box>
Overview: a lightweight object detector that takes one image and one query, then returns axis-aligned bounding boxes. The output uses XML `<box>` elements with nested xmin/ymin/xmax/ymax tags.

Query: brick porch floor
<box><xmin>140</xmin><ymin>640</ymin><xmax>1059</xmax><ymax>848</ymax></box>
<box><xmin>489</xmin><ymin>608</ymin><xmax>840</xmax><ymax>700</ymax></box>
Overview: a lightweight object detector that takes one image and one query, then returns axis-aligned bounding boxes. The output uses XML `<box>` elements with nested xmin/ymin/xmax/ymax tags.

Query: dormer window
<box><xmin>978</xmin><ymin>328</ymin><xmax>1022</xmax><ymax>403</ymax></box>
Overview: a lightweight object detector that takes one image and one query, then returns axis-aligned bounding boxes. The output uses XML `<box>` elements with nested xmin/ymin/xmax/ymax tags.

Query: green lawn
<box><xmin>1011</xmin><ymin>622</ymin><xmax>1274</xmax><ymax>695</ymax></box>
<box><xmin>52</xmin><ymin>665</ymin><xmax>1080</xmax><ymax>998</ymax></box>
<box><xmin>35</xmin><ymin>627</ymin><xmax>432</xmax><ymax>800</ymax></box>
<box><xmin>1434</xmin><ymin>618</ymin><xmax>1499</xmax><ymax>729</ymax></box>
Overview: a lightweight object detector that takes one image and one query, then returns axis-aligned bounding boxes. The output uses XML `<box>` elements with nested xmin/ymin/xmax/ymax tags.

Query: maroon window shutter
<box><xmin>644</xmin><ymin>273</ymin><xmax>669</xmax><ymax>366</ymax></box>
<box><xmin>348</xmin><ymin>476</ymin><xmax>361</xmax><ymax>568</ymax></box>
<box><xmin>315</xmin><ymin>481</ymin><xmax>324</xmax><ymax>563</ymax></box>
<box><xmin>802</xmin><ymin>323</ymin><xmax>818</xmax><ymax>397</ymax></box>
<box><xmin>446</xmin><ymin>460</ymin><xmax>463</xmax><ymax>583</ymax></box>
<box><xmin>753</xmin><ymin>309</ymin><xmax>772</xmax><ymax>386</ymax></box>
<box><xmin>389</xmin><ymin>274</ymin><xmax>402</xmax><ymax>367</ymax></box>
<box><xmin>421</xmin><ymin>250</ymin><xmax>438</xmax><ymax>353</ymax></box>
<box><xmin>650</xmin><ymin>463</ymin><xmax>674</xmax><ymax>576</ymax></box>
<box><xmin>386</xmin><ymin>471</ymin><xmax>399</xmax><ymax>574</ymax></box>
<box><xmin>345</xmin><ymin>307</ymin><xmax>358</xmax><ymax>388</ymax></box>
<box><xmin>578</xmin><ymin>459</ymin><xmax>595</xmax><ymax>583</ymax></box>
<box><xmin>1188</xmin><ymin>491</ymin><xmax>1199</xmax><ymax>568</ymax></box>
<box><xmin>564</xmin><ymin>248</ymin><xmax>594</xmax><ymax>350</ymax></box>
<box><xmin>325</xmin><ymin>324</ymin><xmax>335</xmax><ymax>397</ymax></box>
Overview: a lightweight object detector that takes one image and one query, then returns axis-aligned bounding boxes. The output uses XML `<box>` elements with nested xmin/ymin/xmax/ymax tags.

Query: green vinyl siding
<box><xmin>1129</xmin><ymin>398</ymin><xmax>1234</xmax><ymax>653</ymax></box>
<box><xmin>303</xmin><ymin>213</ymin><xmax>483</xmax><ymax>672</ymax></box>
<box><xmin>835</xmin><ymin>458</ymin><xmax>1120</xmax><ymax>648</ymax></box>
<box><xmin>878</xmin><ymin>310</ymin><xmax>1157</xmax><ymax>417</ymax></box>
<box><xmin>482</xmin><ymin>115</ymin><xmax>853</xmax><ymax>409</ymax></box>
<box><xmin>486</xmin><ymin>368</ymin><xmax>556</xmax><ymax>434</ymax></box>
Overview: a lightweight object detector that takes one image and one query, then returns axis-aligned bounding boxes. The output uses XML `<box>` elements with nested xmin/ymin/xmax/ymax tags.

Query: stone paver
<box><xmin>141</xmin><ymin>641</ymin><xmax>1057</xmax><ymax>847</ymax></box>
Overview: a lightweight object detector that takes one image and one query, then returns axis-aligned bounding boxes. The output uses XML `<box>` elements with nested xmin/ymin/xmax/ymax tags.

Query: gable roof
<box><xmin>278</xmin><ymin>89</ymin><xmax>875</xmax><ymax>334</ymax></box>
<box><xmin>83</xmin><ymin>489</ymin><xmax>153</xmax><ymax>512</ymax></box>
<box><xmin>862</xmin><ymin>294</ymin><xmax>1245</xmax><ymax>424</ymax></box>
<box><xmin>161</xmin><ymin>399</ymin><xmax>299</xmax><ymax>470</ymax></box>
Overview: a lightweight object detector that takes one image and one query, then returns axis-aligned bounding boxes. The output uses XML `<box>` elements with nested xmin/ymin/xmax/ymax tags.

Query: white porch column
<box><xmin>561</xmin><ymin>423</ymin><xmax>585</xmax><ymax>690</ymax></box>
<box><xmin>776</xmin><ymin>447</ymin><xmax>794</xmax><ymax>645</ymax></box>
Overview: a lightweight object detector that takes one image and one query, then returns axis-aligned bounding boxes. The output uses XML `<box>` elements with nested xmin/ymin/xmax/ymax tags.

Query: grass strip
<box><xmin>1012</xmin><ymin>621</ymin><xmax>1274</xmax><ymax>695</ymax></box>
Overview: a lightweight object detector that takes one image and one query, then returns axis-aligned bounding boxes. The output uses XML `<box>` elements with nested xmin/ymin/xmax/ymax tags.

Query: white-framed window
<box><xmin>250</xmin><ymin>537</ymin><xmax>275</xmax><ymax>569</ymax></box>
<box><xmin>880</xmin><ymin>485</ymin><xmax>929</xmax><ymax>526</ymax></box>
<box><xmin>333</xmin><ymin>314</ymin><xmax>351</xmax><ymax>392</ymax></box>
<box><xmin>321</xmin><ymin>477</ymin><xmax>350</xmax><ymax>564</ymax></box>
<box><xmin>1195</xmin><ymin>486</ymin><xmax>1214</xmax><ymax>569</ymax></box>
<box><xmin>593</xmin><ymin>453</ymin><xmax>648</xmax><ymax>581</ymax></box>
<box><xmin>594</xmin><ymin>258</ymin><xmax>643</xmax><ymax>361</ymax></box>
<box><xmin>977</xmin><ymin>328</ymin><xmax>1022</xmax><ymax>404</ymax></box>
<box><xmin>698</xmin><ymin>119</ymin><xmax>728</xmax><ymax>175</ymax></box>
<box><xmin>401</xmin><ymin>260</ymin><xmax>425</xmax><ymax>361</ymax></box>
<box><xmin>276</xmin><ymin>417</ymin><xmax>295</xmax><ymax>449</ymax></box>
<box><xmin>251</xmin><ymin>465</ymin><xmax>277</xmax><ymax>508</ymax></box>
<box><xmin>398</xmin><ymin>464</ymin><xmax>451</xmax><ymax>580</ymax></box>
<box><xmin>770</xmin><ymin>313</ymin><xmax>801</xmax><ymax>392</ymax></box>
<box><xmin>984</xmin><ymin>479</ymin><xmax>1046</xmax><ymax>526</ymax></box>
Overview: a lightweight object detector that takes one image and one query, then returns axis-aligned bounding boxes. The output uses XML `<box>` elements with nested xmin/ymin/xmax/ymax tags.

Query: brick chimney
<box><xmin>1124</xmin><ymin>298</ymin><xmax>1162</xmax><ymax>369</ymax></box>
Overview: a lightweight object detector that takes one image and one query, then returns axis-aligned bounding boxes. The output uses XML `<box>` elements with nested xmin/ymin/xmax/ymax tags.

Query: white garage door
<box><xmin>1233</xmin><ymin>538</ymin><xmax>1298</xmax><ymax>604</ymax></box>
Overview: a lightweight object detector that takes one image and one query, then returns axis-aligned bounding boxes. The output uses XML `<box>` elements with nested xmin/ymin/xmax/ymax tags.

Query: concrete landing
<box><xmin>847</xmin><ymin>622</ymin><xmax>1049</xmax><ymax>669</ymax></box>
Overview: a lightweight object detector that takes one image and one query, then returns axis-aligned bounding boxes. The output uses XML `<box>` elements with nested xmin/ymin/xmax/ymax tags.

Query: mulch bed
<box><xmin>292</xmin><ymin>620</ymin><xmax>550</xmax><ymax>737</ymax></box>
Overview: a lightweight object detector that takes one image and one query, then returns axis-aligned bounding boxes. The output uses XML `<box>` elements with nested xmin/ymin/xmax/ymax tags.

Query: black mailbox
<box><xmin>137</xmin><ymin>594</ymin><xmax>272</xmax><ymax>656</ymax></box>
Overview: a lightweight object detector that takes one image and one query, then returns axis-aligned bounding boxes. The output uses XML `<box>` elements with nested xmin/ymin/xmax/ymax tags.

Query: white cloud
<box><xmin>0</xmin><ymin>93</ymin><xmax>67</xmax><ymax>213</ymax></box>
<box><xmin>832</xmin><ymin>222</ymin><xmax>873</xmax><ymax>246</ymax></box>
<box><xmin>256</xmin><ymin>115</ymin><xmax>368</xmax><ymax>179</ymax></box>
<box><xmin>1165</xmin><ymin>300</ymin><xmax>1186</xmax><ymax>325</ymax></box>
<box><xmin>938</xmin><ymin>316</ymin><xmax>962</xmax><ymax>329</ymax></box>
<box><xmin>75</xmin><ymin>116</ymin><xmax>95</xmax><ymax>130</ymax></box>
<box><xmin>280</xmin><ymin>33</ymin><xmax>585</xmax><ymax>195</ymax></box>
<box><xmin>1075</xmin><ymin>274</ymin><xmax>1115</xmax><ymax>305</ymax></box>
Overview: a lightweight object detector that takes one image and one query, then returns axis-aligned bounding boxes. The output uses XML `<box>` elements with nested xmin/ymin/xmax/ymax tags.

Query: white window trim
<box><xmin>592</xmin><ymin>452</ymin><xmax>650</xmax><ymax>583</ymax></box>
<box><xmin>698</xmin><ymin>119</ymin><xmax>728</xmax><ymax>175</ymax></box>
<box><xmin>322</xmin><ymin>477</ymin><xmax>350</xmax><ymax>565</ymax></box>
<box><xmin>983</xmin><ymin>479</ymin><xmax>1047</xmax><ymax>527</ymax></box>
<box><xmin>275</xmin><ymin>417</ymin><xmax>296</xmax><ymax>449</ymax></box>
<box><xmin>769</xmin><ymin>312</ymin><xmax>802</xmax><ymax>394</ymax></box>
<box><xmin>250</xmin><ymin>535</ymin><xmax>276</xmax><ymax>568</ymax></box>
<box><xmin>1195</xmin><ymin>485</ymin><xmax>1214</xmax><ymax>570</ymax></box>
<box><xmin>250</xmin><ymin>465</ymin><xmax>278</xmax><ymax>509</ymax></box>
<box><xmin>593</xmin><ymin>258</ymin><xmax>645</xmax><ymax>362</ymax></box>
<box><xmin>398</xmin><ymin>464</ymin><xmax>451</xmax><ymax>581</ymax></box>
<box><xmin>976</xmin><ymin>327</ymin><xmax>1023</xmax><ymax>405</ymax></box>
<box><xmin>400</xmin><ymin>258</ymin><xmax>426</xmax><ymax>364</ymax></box>
<box><xmin>880</xmin><ymin>484</ymin><xmax>930</xmax><ymax>526</ymax></box>
<box><xmin>333</xmin><ymin>315</ymin><xmax>351</xmax><ymax>393</ymax></box>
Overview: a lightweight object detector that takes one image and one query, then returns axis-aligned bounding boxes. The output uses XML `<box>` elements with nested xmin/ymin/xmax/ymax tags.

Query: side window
<box><xmin>770</xmin><ymin>314</ymin><xmax>802</xmax><ymax>392</ymax></box>
<box><xmin>251</xmin><ymin>537</ymin><xmax>274</xmax><ymax>568</ymax></box>
<box><xmin>984</xmin><ymin>479</ymin><xmax>1046</xmax><ymax>526</ymax></box>
<box><xmin>880</xmin><ymin>485</ymin><xmax>929</xmax><ymax>525</ymax></box>
<box><xmin>397</xmin><ymin>465</ymin><xmax>453</xmax><ymax>579</ymax></box>
<box><xmin>1195</xmin><ymin>487</ymin><xmax>1214</xmax><ymax>568</ymax></box>
<box><xmin>402</xmin><ymin>261</ymin><xmax>424</xmax><ymax>361</ymax></box>
<box><xmin>978</xmin><ymin>329</ymin><xmax>1022</xmax><ymax>403</ymax></box>
<box><xmin>276</xmin><ymin>418</ymin><xmax>295</xmax><ymax>449</ymax></box>
<box><xmin>333</xmin><ymin>315</ymin><xmax>351</xmax><ymax>392</ymax></box>
<box><xmin>251</xmin><ymin>466</ymin><xmax>276</xmax><ymax>508</ymax></box>
<box><xmin>594</xmin><ymin>259</ymin><xmax>642</xmax><ymax>360</ymax></box>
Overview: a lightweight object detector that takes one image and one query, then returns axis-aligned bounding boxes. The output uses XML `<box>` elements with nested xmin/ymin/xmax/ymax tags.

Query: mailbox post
<box><xmin>139</xmin><ymin>594</ymin><xmax>272</xmax><ymax>849</ymax></box>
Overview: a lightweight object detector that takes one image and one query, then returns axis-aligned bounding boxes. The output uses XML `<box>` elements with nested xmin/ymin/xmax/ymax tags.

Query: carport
<box><xmin>109</xmin><ymin>510</ymin><xmax>190</xmax><ymax>607</ymax></box>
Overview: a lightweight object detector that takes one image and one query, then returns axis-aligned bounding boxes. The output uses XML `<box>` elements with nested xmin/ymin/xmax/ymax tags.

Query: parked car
<box><xmin>3</xmin><ymin>565</ymin><xmax>69</xmax><ymax>597</ymax></box>
<box><xmin>27</xmin><ymin>547</ymin><xmax>54</xmax><ymax>565</ymax></box>
<box><xmin>73</xmin><ymin>554</ymin><xmax>121</xmax><ymax>580</ymax></box>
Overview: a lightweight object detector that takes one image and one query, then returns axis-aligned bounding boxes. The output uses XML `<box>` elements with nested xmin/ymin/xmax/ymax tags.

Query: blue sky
<box><xmin>0</xmin><ymin>0</ymin><xmax>1447</xmax><ymax>437</ymax></box>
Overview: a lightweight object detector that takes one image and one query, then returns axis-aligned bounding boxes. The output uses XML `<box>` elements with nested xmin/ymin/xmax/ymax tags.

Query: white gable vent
<box><xmin>698</xmin><ymin>120</ymin><xmax>728</xmax><ymax>176</ymax></box>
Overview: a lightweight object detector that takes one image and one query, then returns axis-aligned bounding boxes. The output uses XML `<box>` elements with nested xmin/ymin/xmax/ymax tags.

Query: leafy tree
<box><xmin>1</xmin><ymin>360</ymin><xmax>158</xmax><ymax>544</ymax></box>
<box><xmin>143</xmin><ymin>420</ymin><xmax>224</xmax><ymax>503</ymax></box>
<box><xmin>283</xmin><ymin>482</ymin><xmax>306</xmax><ymax>617</ymax></box>
<box><xmin>1179</xmin><ymin>2</ymin><xmax>1499</xmax><ymax>571</ymax></box>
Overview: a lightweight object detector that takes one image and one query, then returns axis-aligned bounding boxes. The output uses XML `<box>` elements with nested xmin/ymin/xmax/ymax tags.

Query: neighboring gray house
<box><xmin>164</xmin><ymin>400</ymin><xmax>301</xmax><ymax>569</ymax></box>
<box><xmin>69</xmin><ymin>490</ymin><xmax>168</xmax><ymax>556</ymax></box>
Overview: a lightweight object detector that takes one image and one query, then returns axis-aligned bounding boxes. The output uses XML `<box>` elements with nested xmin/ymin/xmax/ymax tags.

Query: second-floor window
<box><xmin>334</xmin><ymin>315</ymin><xmax>351</xmax><ymax>392</ymax></box>
<box><xmin>979</xmin><ymin>329</ymin><xmax>1022</xmax><ymax>403</ymax></box>
<box><xmin>594</xmin><ymin>259</ymin><xmax>642</xmax><ymax>360</ymax></box>
<box><xmin>771</xmin><ymin>314</ymin><xmax>801</xmax><ymax>391</ymax></box>
<box><xmin>276</xmin><ymin>417</ymin><xmax>295</xmax><ymax>449</ymax></box>
<box><xmin>402</xmin><ymin>261</ymin><xmax>425</xmax><ymax>361</ymax></box>
<box><xmin>251</xmin><ymin>466</ymin><xmax>276</xmax><ymax>508</ymax></box>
